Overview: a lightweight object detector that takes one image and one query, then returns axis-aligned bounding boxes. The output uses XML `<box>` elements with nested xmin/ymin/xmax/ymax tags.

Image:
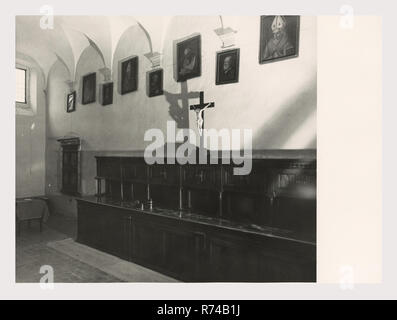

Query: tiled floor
<box><xmin>16</xmin><ymin>212</ymin><xmax>177</xmax><ymax>283</ymax></box>
<box><xmin>16</xmin><ymin>214</ymin><xmax>121</xmax><ymax>283</ymax></box>
<box><xmin>48</xmin><ymin>238</ymin><xmax>177</xmax><ymax>282</ymax></box>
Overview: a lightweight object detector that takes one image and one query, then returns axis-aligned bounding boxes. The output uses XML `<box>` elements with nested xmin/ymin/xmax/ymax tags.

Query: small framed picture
<box><xmin>259</xmin><ymin>15</ymin><xmax>300</xmax><ymax>64</ymax></box>
<box><xmin>120</xmin><ymin>56</ymin><xmax>138</xmax><ymax>95</ymax></box>
<box><xmin>66</xmin><ymin>91</ymin><xmax>76</xmax><ymax>113</ymax></box>
<box><xmin>82</xmin><ymin>72</ymin><xmax>96</xmax><ymax>104</ymax></box>
<box><xmin>176</xmin><ymin>34</ymin><xmax>201</xmax><ymax>82</ymax></box>
<box><xmin>147</xmin><ymin>69</ymin><xmax>163</xmax><ymax>97</ymax></box>
<box><xmin>216</xmin><ymin>48</ymin><xmax>240</xmax><ymax>85</ymax></box>
<box><xmin>101</xmin><ymin>82</ymin><xmax>113</xmax><ymax>106</ymax></box>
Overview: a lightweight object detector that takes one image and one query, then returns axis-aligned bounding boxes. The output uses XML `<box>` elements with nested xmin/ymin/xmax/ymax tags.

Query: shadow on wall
<box><xmin>253</xmin><ymin>76</ymin><xmax>317</xmax><ymax>149</ymax></box>
<box><xmin>306</xmin><ymin>136</ymin><xmax>317</xmax><ymax>149</ymax></box>
<box><xmin>164</xmin><ymin>81</ymin><xmax>200</xmax><ymax>129</ymax></box>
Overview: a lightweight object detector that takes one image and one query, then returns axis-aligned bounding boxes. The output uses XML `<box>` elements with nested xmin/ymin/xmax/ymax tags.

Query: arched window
<box><xmin>16</xmin><ymin>67</ymin><xmax>27</xmax><ymax>104</ymax></box>
<box><xmin>15</xmin><ymin>61</ymin><xmax>36</xmax><ymax>116</ymax></box>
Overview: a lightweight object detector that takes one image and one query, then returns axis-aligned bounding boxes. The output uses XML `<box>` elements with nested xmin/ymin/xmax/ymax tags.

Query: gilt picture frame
<box><xmin>216</xmin><ymin>48</ymin><xmax>240</xmax><ymax>85</ymax></box>
<box><xmin>82</xmin><ymin>72</ymin><xmax>96</xmax><ymax>104</ymax></box>
<box><xmin>147</xmin><ymin>69</ymin><xmax>163</xmax><ymax>97</ymax></box>
<box><xmin>66</xmin><ymin>91</ymin><xmax>76</xmax><ymax>113</ymax></box>
<box><xmin>259</xmin><ymin>15</ymin><xmax>300</xmax><ymax>64</ymax></box>
<box><xmin>101</xmin><ymin>82</ymin><xmax>113</xmax><ymax>106</ymax></box>
<box><xmin>176</xmin><ymin>34</ymin><xmax>201</xmax><ymax>82</ymax></box>
<box><xmin>120</xmin><ymin>56</ymin><xmax>138</xmax><ymax>95</ymax></box>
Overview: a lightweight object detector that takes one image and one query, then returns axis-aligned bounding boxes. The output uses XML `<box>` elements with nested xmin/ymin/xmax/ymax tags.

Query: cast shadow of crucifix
<box><xmin>164</xmin><ymin>81</ymin><xmax>200</xmax><ymax>129</ymax></box>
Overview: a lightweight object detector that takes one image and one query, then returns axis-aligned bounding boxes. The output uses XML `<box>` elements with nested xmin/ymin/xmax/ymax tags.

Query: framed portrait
<box><xmin>259</xmin><ymin>15</ymin><xmax>300</xmax><ymax>64</ymax></box>
<box><xmin>66</xmin><ymin>91</ymin><xmax>76</xmax><ymax>113</ymax></box>
<box><xmin>147</xmin><ymin>69</ymin><xmax>163</xmax><ymax>97</ymax></box>
<box><xmin>176</xmin><ymin>34</ymin><xmax>201</xmax><ymax>82</ymax></box>
<box><xmin>216</xmin><ymin>48</ymin><xmax>240</xmax><ymax>85</ymax></box>
<box><xmin>120</xmin><ymin>56</ymin><xmax>138</xmax><ymax>95</ymax></box>
<box><xmin>82</xmin><ymin>72</ymin><xmax>96</xmax><ymax>104</ymax></box>
<box><xmin>101</xmin><ymin>82</ymin><xmax>113</xmax><ymax>106</ymax></box>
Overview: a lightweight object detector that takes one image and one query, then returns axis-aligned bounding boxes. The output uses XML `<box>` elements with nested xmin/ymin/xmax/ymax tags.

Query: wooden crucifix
<box><xmin>189</xmin><ymin>91</ymin><xmax>215</xmax><ymax>137</ymax></box>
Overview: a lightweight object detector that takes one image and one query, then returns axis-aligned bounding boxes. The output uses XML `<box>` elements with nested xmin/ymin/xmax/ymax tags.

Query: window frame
<box><xmin>16</xmin><ymin>67</ymin><xmax>27</xmax><ymax>104</ymax></box>
<box><xmin>15</xmin><ymin>63</ymin><xmax>30</xmax><ymax>110</ymax></box>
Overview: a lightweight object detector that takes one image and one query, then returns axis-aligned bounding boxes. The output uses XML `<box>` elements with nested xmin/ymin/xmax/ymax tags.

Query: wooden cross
<box><xmin>189</xmin><ymin>91</ymin><xmax>215</xmax><ymax>137</ymax></box>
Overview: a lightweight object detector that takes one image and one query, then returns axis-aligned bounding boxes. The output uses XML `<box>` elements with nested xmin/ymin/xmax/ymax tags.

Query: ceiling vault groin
<box><xmin>16</xmin><ymin>16</ymin><xmax>173</xmax><ymax>89</ymax></box>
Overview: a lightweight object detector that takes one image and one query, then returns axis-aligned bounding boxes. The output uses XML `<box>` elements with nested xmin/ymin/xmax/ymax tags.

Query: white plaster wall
<box><xmin>46</xmin><ymin>16</ymin><xmax>316</xmax><ymax>152</ymax></box>
<box><xmin>43</xmin><ymin>14</ymin><xmax>317</xmax><ymax>209</ymax></box>
<box><xmin>15</xmin><ymin>57</ymin><xmax>46</xmax><ymax>197</ymax></box>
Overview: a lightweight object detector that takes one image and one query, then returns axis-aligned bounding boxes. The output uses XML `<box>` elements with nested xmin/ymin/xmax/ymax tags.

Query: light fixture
<box><xmin>99</xmin><ymin>67</ymin><xmax>112</xmax><ymax>82</ymax></box>
<box><xmin>214</xmin><ymin>26</ymin><xmax>237</xmax><ymax>48</ymax></box>
<box><xmin>144</xmin><ymin>51</ymin><xmax>161</xmax><ymax>68</ymax></box>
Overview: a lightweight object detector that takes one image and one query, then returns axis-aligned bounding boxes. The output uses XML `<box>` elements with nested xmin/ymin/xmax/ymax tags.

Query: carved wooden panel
<box><xmin>149</xmin><ymin>164</ymin><xmax>180</xmax><ymax>186</ymax></box>
<box><xmin>77</xmin><ymin>201</ymin><xmax>127</xmax><ymax>259</ymax></box>
<box><xmin>121</xmin><ymin>161</ymin><xmax>147</xmax><ymax>182</ymax></box>
<box><xmin>77</xmin><ymin>199</ymin><xmax>316</xmax><ymax>282</ymax></box>
<box><xmin>96</xmin><ymin>157</ymin><xmax>121</xmax><ymax>180</ymax></box>
<box><xmin>162</xmin><ymin>228</ymin><xmax>198</xmax><ymax>280</ymax></box>
<box><xmin>182</xmin><ymin>165</ymin><xmax>221</xmax><ymax>190</ymax></box>
<box><xmin>259</xmin><ymin>252</ymin><xmax>312</xmax><ymax>282</ymax></box>
<box><xmin>223</xmin><ymin>163</ymin><xmax>267</xmax><ymax>193</ymax></box>
<box><xmin>207</xmin><ymin>236</ymin><xmax>260</xmax><ymax>281</ymax></box>
<box><xmin>134</xmin><ymin>223</ymin><xmax>166</xmax><ymax>267</ymax></box>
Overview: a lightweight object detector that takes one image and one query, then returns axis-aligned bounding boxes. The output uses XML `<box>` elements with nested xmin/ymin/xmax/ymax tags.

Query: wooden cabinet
<box><xmin>96</xmin><ymin>157</ymin><xmax>121</xmax><ymax>180</ymax></box>
<box><xmin>149</xmin><ymin>164</ymin><xmax>180</xmax><ymax>186</ymax></box>
<box><xmin>77</xmin><ymin>153</ymin><xmax>316</xmax><ymax>282</ymax></box>
<box><xmin>122</xmin><ymin>211</ymin><xmax>205</xmax><ymax>281</ymax></box>
<box><xmin>77</xmin><ymin>201</ymin><xmax>128</xmax><ymax>260</ymax></box>
<box><xmin>77</xmin><ymin>199</ymin><xmax>316</xmax><ymax>282</ymax></box>
<box><xmin>122</xmin><ymin>159</ymin><xmax>148</xmax><ymax>183</ymax></box>
<box><xmin>270</xmin><ymin>161</ymin><xmax>316</xmax><ymax>240</ymax></box>
<box><xmin>132</xmin><ymin>221</ymin><xmax>200</xmax><ymax>280</ymax></box>
<box><xmin>182</xmin><ymin>164</ymin><xmax>222</xmax><ymax>190</ymax></box>
<box><xmin>206</xmin><ymin>236</ymin><xmax>261</xmax><ymax>282</ymax></box>
<box><xmin>223</xmin><ymin>161</ymin><xmax>267</xmax><ymax>194</ymax></box>
<box><xmin>58</xmin><ymin>137</ymin><xmax>80</xmax><ymax>196</ymax></box>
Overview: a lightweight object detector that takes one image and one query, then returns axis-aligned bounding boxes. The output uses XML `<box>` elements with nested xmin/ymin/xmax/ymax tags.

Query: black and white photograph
<box><xmin>14</xmin><ymin>15</ymin><xmax>316</xmax><ymax>284</ymax></box>
<box><xmin>10</xmin><ymin>9</ymin><xmax>387</xmax><ymax>302</ymax></box>
<box><xmin>147</xmin><ymin>68</ymin><xmax>163</xmax><ymax>97</ymax></box>
<box><xmin>6</xmin><ymin>0</ymin><xmax>390</xmax><ymax>302</ymax></box>
<box><xmin>66</xmin><ymin>91</ymin><xmax>76</xmax><ymax>113</ymax></box>
<box><xmin>176</xmin><ymin>34</ymin><xmax>201</xmax><ymax>82</ymax></box>
<box><xmin>82</xmin><ymin>72</ymin><xmax>96</xmax><ymax>104</ymax></box>
<box><xmin>216</xmin><ymin>48</ymin><xmax>240</xmax><ymax>85</ymax></box>
<box><xmin>101</xmin><ymin>82</ymin><xmax>113</xmax><ymax>106</ymax></box>
<box><xmin>120</xmin><ymin>56</ymin><xmax>138</xmax><ymax>94</ymax></box>
<box><xmin>259</xmin><ymin>15</ymin><xmax>300</xmax><ymax>64</ymax></box>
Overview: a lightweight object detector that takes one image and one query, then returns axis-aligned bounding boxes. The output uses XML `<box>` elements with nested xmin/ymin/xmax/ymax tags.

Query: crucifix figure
<box><xmin>189</xmin><ymin>91</ymin><xmax>215</xmax><ymax>136</ymax></box>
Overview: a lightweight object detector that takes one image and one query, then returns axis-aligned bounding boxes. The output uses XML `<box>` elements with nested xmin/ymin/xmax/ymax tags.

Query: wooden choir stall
<box><xmin>76</xmin><ymin>149</ymin><xmax>316</xmax><ymax>282</ymax></box>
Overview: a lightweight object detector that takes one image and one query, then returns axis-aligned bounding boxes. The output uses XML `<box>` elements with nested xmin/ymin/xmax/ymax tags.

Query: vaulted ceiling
<box><xmin>15</xmin><ymin>16</ymin><xmax>174</xmax><ymax>86</ymax></box>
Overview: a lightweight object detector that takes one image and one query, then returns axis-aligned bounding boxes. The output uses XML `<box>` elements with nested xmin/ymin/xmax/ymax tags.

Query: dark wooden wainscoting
<box><xmin>76</xmin><ymin>152</ymin><xmax>316</xmax><ymax>282</ymax></box>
